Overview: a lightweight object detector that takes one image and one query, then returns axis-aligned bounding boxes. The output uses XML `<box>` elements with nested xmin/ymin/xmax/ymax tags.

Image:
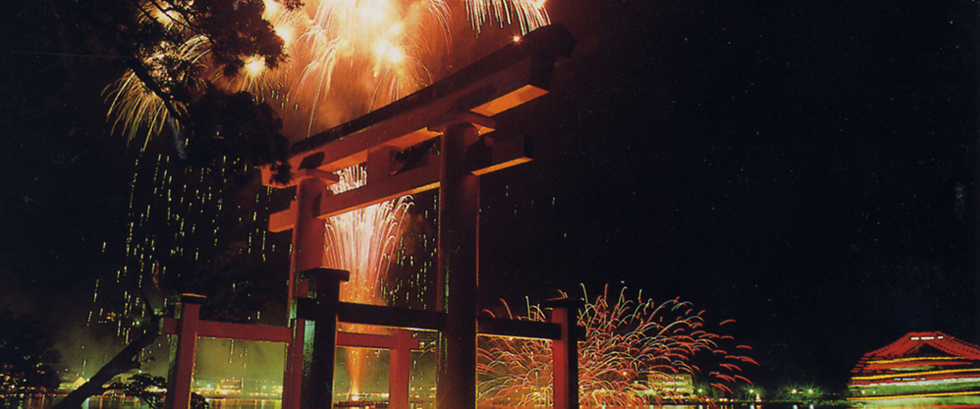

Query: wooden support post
<box><xmin>165</xmin><ymin>294</ymin><xmax>205</xmax><ymax>409</ymax></box>
<box><xmin>367</xmin><ymin>146</ymin><xmax>395</xmax><ymax>186</ymax></box>
<box><xmin>433</xmin><ymin>121</ymin><xmax>482</xmax><ymax>409</ymax></box>
<box><xmin>388</xmin><ymin>330</ymin><xmax>416</xmax><ymax>409</ymax></box>
<box><xmin>544</xmin><ymin>298</ymin><xmax>584</xmax><ymax>409</ymax></box>
<box><xmin>283</xmin><ymin>177</ymin><xmax>328</xmax><ymax>409</ymax></box>
<box><xmin>297</xmin><ymin>268</ymin><xmax>350</xmax><ymax>409</ymax></box>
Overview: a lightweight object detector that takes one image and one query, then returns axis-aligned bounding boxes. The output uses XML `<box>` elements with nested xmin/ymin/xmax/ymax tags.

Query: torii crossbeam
<box><xmin>263</xmin><ymin>24</ymin><xmax>576</xmax><ymax>409</ymax></box>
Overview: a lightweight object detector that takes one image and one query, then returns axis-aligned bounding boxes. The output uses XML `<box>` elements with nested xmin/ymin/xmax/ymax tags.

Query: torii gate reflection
<box><xmin>162</xmin><ymin>24</ymin><xmax>580</xmax><ymax>409</ymax></box>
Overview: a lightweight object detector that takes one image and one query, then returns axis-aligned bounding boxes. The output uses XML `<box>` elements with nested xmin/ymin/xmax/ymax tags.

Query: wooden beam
<box><xmin>477</xmin><ymin>316</ymin><xmax>562</xmax><ymax>340</ymax></box>
<box><xmin>546</xmin><ymin>298</ymin><xmax>586</xmax><ymax>409</ymax></box>
<box><xmin>472</xmin><ymin>133</ymin><xmax>533</xmax><ymax>176</ymax></box>
<box><xmin>262</xmin><ymin>24</ymin><xmax>574</xmax><ymax>187</ymax></box>
<box><xmin>336</xmin><ymin>331</ymin><xmax>423</xmax><ymax>350</ymax></box>
<box><xmin>164</xmin><ymin>298</ymin><xmax>201</xmax><ymax>409</ymax></box>
<box><xmin>336</xmin><ymin>302</ymin><xmax>446</xmax><ymax>331</ymax></box>
<box><xmin>161</xmin><ymin>314</ymin><xmax>577</xmax><ymax>344</ymax></box>
<box><xmin>161</xmin><ymin>318</ymin><xmax>293</xmax><ymax>343</ymax></box>
<box><xmin>268</xmin><ymin>133</ymin><xmax>532</xmax><ymax>232</ymax></box>
<box><xmin>198</xmin><ymin>321</ymin><xmax>292</xmax><ymax>343</ymax></box>
<box><xmin>292</xmin><ymin>301</ymin><xmax>585</xmax><ymax>341</ymax></box>
<box><xmin>319</xmin><ymin>156</ymin><xmax>441</xmax><ymax>220</ymax></box>
<box><xmin>269</xmin><ymin>201</ymin><xmax>296</xmax><ymax>233</ymax></box>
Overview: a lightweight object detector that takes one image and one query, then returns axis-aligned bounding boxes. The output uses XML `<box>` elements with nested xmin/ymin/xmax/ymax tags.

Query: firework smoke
<box><xmin>477</xmin><ymin>285</ymin><xmax>757</xmax><ymax>406</ymax></box>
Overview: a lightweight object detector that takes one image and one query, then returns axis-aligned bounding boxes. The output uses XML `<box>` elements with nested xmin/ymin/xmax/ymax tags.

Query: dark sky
<box><xmin>480</xmin><ymin>0</ymin><xmax>980</xmax><ymax>389</ymax></box>
<box><xmin>2</xmin><ymin>0</ymin><xmax>980</xmax><ymax>393</ymax></box>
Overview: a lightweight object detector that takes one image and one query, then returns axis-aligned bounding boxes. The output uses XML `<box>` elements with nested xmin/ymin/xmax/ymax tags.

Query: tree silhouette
<box><xmin>105</xmin><ymin>374</ymin><xmax>210</xmax><ymax>409</ymax></box>
<box><xmin>77</xmin><ymin>0</ymin><xmax>294</xmax><ymax>183</ymax></box>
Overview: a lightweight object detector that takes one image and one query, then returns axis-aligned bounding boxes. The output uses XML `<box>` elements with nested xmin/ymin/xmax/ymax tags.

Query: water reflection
<box><xmin>10</xmin><ymin>397</ymin><xmax>283</xmax><ymax>409</ymax></box>
<box><xmin>3</xmin><ymin>395</ymin><xmax>146</xmax><ymax>409</ymax></box>
<box><xmin>209</xmin><ymin>399</ymin><xmax>281</xmax><ymax>409</ymax></box>
<box><xmin>11</xmin><ymin>398</ymin><xmax>980</xmax><ymax>409</ymax></box>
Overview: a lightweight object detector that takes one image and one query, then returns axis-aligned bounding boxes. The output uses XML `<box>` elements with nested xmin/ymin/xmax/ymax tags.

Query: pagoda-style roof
<box><xmin>853</xmin><ymin>332</ymin><xmax>980</xmax><ymax>369</ymax></box>
<box><xmin>848</xmin><ymin>332</ymin><xmax>980</xmax><ymax>402</ymax></box>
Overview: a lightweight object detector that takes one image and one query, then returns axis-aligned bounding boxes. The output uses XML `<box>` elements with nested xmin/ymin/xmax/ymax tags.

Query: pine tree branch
<box><xmin>52</xmin><ymin>318</ymin><xmax>162</xmax><ymax>409</ymax></box>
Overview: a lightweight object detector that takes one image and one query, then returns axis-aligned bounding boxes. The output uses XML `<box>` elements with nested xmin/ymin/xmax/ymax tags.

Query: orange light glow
<box><xmin>244</xmin><ymin>56</ymin><xmax>266</xmax><ymax>77</ymax></box>
<box><xmin>109</xmin><ymin>0</ymin><xmax>551</xmax><ymax>142</ymax></box>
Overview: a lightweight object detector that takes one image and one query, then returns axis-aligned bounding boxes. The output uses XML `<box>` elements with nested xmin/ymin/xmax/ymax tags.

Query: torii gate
<box><xmin>161</xmin><ymin>24</ymin><xmax>580</xmax><ymax>409</ymax></box>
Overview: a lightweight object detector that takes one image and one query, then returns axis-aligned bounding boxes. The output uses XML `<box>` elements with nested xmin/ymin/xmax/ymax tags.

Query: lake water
<box><xmin>8</xmin><ymin>397</ymin><xmax>978</xmax><ymax>409</ymax></box>
<box><xmin>5</xmin><ymin>396</ymin><xmax>285</xmax><ymax>409</ymax></box>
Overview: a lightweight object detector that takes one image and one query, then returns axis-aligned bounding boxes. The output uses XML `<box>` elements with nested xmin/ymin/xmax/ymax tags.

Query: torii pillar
<box><xmin>430</xmin><ymin>114</ymin><xmax>492</xmax><ymax>409</ymax></box>
<box><xmin>545</xmin><ymin>298</ymin><xmax>585</xmax><ymax>409</ymax></box>
<box><xmin>164</xmin><ymin>294</ymin><xmax>204</xmax><ymax>409</ymax></box>
<box><xmin>282</xmin><ymin>175</ymin><xmax>329</xmax><ymax>409</ymax></box>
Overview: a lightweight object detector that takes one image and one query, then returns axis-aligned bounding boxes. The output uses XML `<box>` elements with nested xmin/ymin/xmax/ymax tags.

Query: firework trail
<box><xmin>106</xmin><ymin>0</ymin><xmax>551</xmax><ymax>143</ymax></box>
<box><xmin>282</xmin><ymin>0</ymin><xmax>449</xmax><ymax>134</ymax></box>
<box><xmin>477</xmin><ymin>285</ymin><xmax>758</xmax><ymax>407</ymax></box>
<box><xmin>105</xmin><ymin>71</ymin><xmax>169</xmax><ymax>148</ymax></box>
<box><xmin>322</xmin><ymin>165</ymin><xmax>412</xmax><ymax>398</ymax></box>
<box><xmin>104</xmin><ymin>33</ymin><xmax>209</xmax><ymax>146</ymax></box>
<box><xmin>324</xmin><ymin>166</ymin><xmax>412</xmax><ymax>308</ymax></box>
<box><xmin>466</xmin><ymin>0</ymin><xmax>549</xmax><ymax>35</ymax></box>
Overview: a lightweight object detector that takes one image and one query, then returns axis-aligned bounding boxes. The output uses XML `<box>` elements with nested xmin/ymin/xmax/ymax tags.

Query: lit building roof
<box><xmin>848</xmin><ymin>332</ymin><xmax>980</xmax><ymax>403</ymax></box>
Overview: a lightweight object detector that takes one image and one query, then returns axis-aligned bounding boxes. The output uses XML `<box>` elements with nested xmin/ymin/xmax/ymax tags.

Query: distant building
<box><xmin>848</xmin><ymin>332</ymin><xmax>980</xmax><ymax>404</ymax></box>
<box><xmin>647</xmin><ymin>372</ymin><xmax>695</xmax><ymax>397</ymax></box>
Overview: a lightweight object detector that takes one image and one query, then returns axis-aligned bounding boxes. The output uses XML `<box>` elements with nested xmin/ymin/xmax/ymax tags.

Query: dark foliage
<box><xmin>153</xmin><ymin>242</ymin><xmax>287</xmax><ymax>324</ymax></box>
<box><xmin>107</xmin><ymin>374</ymin><xmax>167</xmax><ymax>409</ymax></box>
<box><xmin>193</xmin><ymin>0</ymin><xmax>286</xmax><ymax>76</ymax></box>
<box><xmin>63</xmin><ymin>0</ymin><xmax>294</xmax><ymax>183</ymax></box>
<box><xmin>106</xmin><ymin>374</ymin><xmax>209</xmax><ymax>409</ymax></box>
<box><xmin>185</xmin><ymin>87</ymin><xmax>292</xmax><ymax>185</ymax></box>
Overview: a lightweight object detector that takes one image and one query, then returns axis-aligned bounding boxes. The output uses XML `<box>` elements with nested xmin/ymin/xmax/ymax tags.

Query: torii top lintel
<box><xmin>264</xmin><ymin>24</ymin><xmax>574</xmax><ymax>232</ymax></box>
<box><xmin>262</xmin><ymin>24</ymin><xmax>574</xmax><ymax>184</ymax></box>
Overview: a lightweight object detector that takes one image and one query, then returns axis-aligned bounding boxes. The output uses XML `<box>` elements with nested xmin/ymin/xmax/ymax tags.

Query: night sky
<box><xmin>2</xmin><ymin>0</ymin><xmax>980</xmax><ymax>393</ymax></box>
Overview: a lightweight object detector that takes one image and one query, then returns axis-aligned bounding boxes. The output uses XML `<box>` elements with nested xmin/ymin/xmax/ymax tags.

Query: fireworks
<box><xmin>322</xmin><ymin>165</ymin><xmax>413</xmax><ymax>398</ymax></box>
<box><xmin>104</xmin><ymin>34</ymin><xmax>209</xmax><ymax>146</ymax></box>
<box><xmin>106</xmin><ymin>0</ymin><xmax>552</xmax><ymax>144</ymax></box>
<box><xmin>98</xmin><ymin>0</ymin><xmax>555</xmax><ymax>397</ymax></box>
<box><xmin>282</xmin><ymin>0</ymin><xmax>448</xmax><ymax>133</ymax></box>
<box><xmin>477</xmin><ymin>285</ymin><xmax>757</xmax><ymax>406</ymax></box>
<box><xmin>105</xmin><ymin>71</ymin><xmax>169</xmax><ymax>148</ymax></box>
<box><xmin>466</xmin><ymin>0</ymin><xmax>549</xmax><ymax>35</ymax></box>
<box><xmin>324</xmin><ymin>166</ymin><xmax>413</xmax><ymax>307</ymax></box>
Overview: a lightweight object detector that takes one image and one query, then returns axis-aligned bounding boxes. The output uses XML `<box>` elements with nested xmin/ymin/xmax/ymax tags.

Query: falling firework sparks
<box><xmin>104</xmin><ymin>34</ymin><xmax>209</xmax><ymax>146</ymax></box>
<box><xmin>105</xmin><ymin>71</ymin><xmax>169</xmax><ymax>148</ymax></box>
<box><xmin>466</xmin><ymin>0</ymin><xmax>549</xmax><ymax>35</ymax></box>
<box><xmin>323</xmin><ymin>165</ymin><xmax>413</xmax><ymax>398</ymax></box>
<box><xmin>324</xmin><ymin>165</ymin><xmax>412</xmax><ymax>307</ymax></box>
<box><xmin>284</xmin><ymin>0</ymin><xmax>449</xmax><ymax>132</ymax></box>
<box><xmin>106</xmin><ymin>0</ymin><xmax>551</xmax><ymax>141</ymax></box>
<box><xmin>477</xmin><ymin>285</ymin><xmax>757</xmax><ymax>406</ymax></box>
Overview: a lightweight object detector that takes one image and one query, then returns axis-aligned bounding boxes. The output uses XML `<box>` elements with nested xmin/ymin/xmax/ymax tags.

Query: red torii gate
<box><xmin>161</xmin><ymin>23</ymin><xmax>579</xmax><ymax>409</ymax></box>
<box><xmin>160</xmin><ymin>292</ymin><xmax>421</xmax><ymax>409</ymax></box>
